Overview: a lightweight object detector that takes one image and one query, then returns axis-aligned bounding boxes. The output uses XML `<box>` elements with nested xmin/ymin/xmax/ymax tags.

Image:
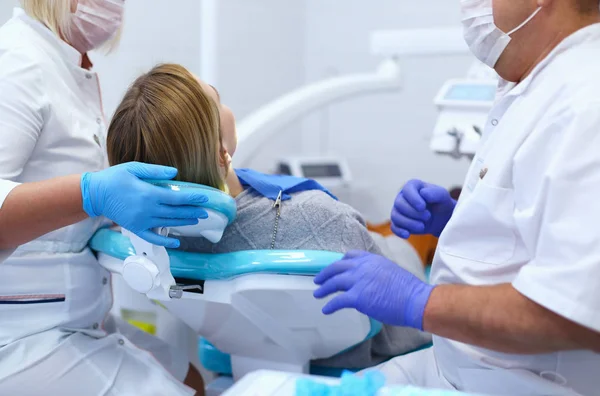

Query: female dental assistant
<box><xmin>0</xmin><ymin>1</ymin><xmax>205</xmax><ymax>395</ymax></box>
<box><xmin>314</xmin><ymin>0</ymin><xmax>600</xmax><ymax>395</ymax></box>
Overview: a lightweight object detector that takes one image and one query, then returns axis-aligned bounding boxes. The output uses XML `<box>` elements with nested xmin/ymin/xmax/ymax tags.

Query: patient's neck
<box><xmin>225</xmin><ymin>167</ymin><xmax>244</xmax><ymax>198</ymax></box>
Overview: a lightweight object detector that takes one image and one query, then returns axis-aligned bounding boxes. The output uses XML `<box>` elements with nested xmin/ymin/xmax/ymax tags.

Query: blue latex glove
<box><xmin>81</xmin><ymin>162</ymin><xmax>209</xmax><ymax>248</ymax></box>
<box><xmin>391</xmin><ymin>179</ymin><xmax>456</xmax><ymax>239</ymax></box>
<box><xmin>313</xmin><ymin>251</ymin><xmax>434</xmax><ymax>330</ymax></box>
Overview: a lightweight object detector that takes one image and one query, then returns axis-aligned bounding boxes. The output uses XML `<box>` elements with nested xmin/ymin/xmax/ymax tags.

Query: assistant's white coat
<box><xmin>0</xmin><ymin>10</ymin><xmax>193</xmax><ymax>394</ymax></box>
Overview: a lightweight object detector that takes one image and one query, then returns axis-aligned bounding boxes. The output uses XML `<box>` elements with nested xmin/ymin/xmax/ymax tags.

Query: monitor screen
<box><xmin>277</xmin><ymin>163</ymin><xmax>292</xmax><ymax>175</ymax></box>
<box><xmin>444</xmin><ymin>84</ymin><xmax>496</xmax><ymax>102</ymax></box>
<box><xmin>301</xmin><ymin>164</ymin><xmax>343</xmax><ymax>178</ymax></box>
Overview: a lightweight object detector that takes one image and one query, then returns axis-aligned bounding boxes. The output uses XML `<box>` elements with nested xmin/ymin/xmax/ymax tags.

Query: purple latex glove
<box><xmin>313</xmin><ymin>251</ymin><xmax>435</xmax><ymax>330</ymax></box>
<box><xmin>391</xmin><ymin>179</ymin><xmax>456</xmax><ymax>239</ymax></box>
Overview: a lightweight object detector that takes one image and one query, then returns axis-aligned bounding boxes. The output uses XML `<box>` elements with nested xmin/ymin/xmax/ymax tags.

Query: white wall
<box><xmin>216</xmin><ymin>0</ymin><xmax>307</xmax><ymax>172</ymax></box>
<box><xmin>216</xmin><ymin>0</ymin><xmax>306</xmax><ymax>120</ymax></box>
<box><xmin>210</xmin><ymin>0</ymin><xmax>475</xmax><ymax>222</ymax></box>
<box><xmin>213</xmin><ymin>0</ymin><xmax>474</xmax><ymax>222</ymax></box>
<box><xmin>297</xmin><ymin>0</ymin><xmax>473</xmax><ymax>222</ymax></box>
<box><xmin>92</xmin><ymin>0</ymin><xmax>203</xmax><ymax>119</ymax></box>
<box><xmin>0</xmin><ymin>1</ymin><xmax>19</xmax><ymax>24</ymax></box>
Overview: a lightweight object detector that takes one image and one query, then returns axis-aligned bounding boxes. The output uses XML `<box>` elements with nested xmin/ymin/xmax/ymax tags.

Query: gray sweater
<box><xmin>179</xmin><ymin>187</ymin><xmax>431</xmax><ymax>369</ymax></box>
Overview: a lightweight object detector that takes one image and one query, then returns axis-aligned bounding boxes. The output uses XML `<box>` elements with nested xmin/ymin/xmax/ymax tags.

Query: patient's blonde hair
<box><xmin>20</xmin><ymin>0</ymin><xmax>122</xmax><ymax>52</ymax></box>
<box><xmin>107</xmin><ymin>64</ymin><xmax>226</xmax><ymax>190</ymax></box>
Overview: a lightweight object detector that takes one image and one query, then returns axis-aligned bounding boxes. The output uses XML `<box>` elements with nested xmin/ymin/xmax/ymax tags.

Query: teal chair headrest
<box><xmin>146</xmin><ymin>180</ymin><xmax>237</xmax><ymax>224</ymax></box>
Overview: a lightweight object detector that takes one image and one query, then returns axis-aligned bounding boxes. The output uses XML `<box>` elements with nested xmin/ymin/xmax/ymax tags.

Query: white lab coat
<box><xmin>376</xmin><ymin>24</ymin><xmax>600</xmax><ymax>396</ymax></box>
<box><xmin>0</xmin><ymin>9</ymin><xmax>193</xmax><ymax>395</ymax></box>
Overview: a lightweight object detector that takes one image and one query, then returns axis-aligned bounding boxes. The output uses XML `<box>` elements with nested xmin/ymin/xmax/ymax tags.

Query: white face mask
<box><xmin>67</xmin><ymin>0</ymin><xmax>125</xmax><ymax>54</ymax></box>
<box><xmin>461</xmin><ymin>0</ymin><xmax>542</xmax><ymax>68</ymax></box>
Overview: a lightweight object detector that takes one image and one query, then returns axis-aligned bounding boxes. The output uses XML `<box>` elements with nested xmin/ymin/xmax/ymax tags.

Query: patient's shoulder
<box><xmin>286</xmin><ymin>190</ymin><xmax>379</xmax><ymax>253</ymax></box>
<box><xmin>287</xmin><ymin>190</ymin><xmax>362</xmax><ymax>222</ymax></box>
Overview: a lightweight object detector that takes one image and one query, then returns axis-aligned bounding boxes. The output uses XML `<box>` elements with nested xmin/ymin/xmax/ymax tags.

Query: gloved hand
<box><xmin>391</xmin><ymin>179</ymin><xmax>456</xmax><ymax>239</ymax></box>
<box><xmin>313</xmin><ymin>251</ymin><xmax>434</xmax><ymax>330</ymax></box>
<box><xmin>81</xmin><ymin>162</ymin><xmax>209</xmax><ymax>248</ymax></box>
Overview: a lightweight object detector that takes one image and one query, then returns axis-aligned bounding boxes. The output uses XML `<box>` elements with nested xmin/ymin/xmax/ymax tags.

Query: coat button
<box><xmin>118</xmin><ymin>339</ymin><xmax>125</xmax><ymax>346</ymax></box>
<box><xmin>85</xmin><ymin>73</ymin><xmax>93</xmax><ymax>79</ymax></box>
<box><xmin>93</xmin><ymin>135</ymin><xmax>101</xmax><ymax>147</ymax></box>
<box><xmin>491</xmin><ymin>119</ymin><xmax>499</xmax><ymax>126</ymax></box>
<box><xmin>102</xmin><ymin>277</ymin><xmax>108</xmax><ymax>285</ymax></box>
<box><xmin>93</xmin><ymin>323</ymin><xmax>99</xmax><ymax>329</ymax></box>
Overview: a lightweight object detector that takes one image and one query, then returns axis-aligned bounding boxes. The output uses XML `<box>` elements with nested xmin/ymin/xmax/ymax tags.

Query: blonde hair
<box><xmin>107</xmin><ymin>64</ymin><xmax>226</xmax><ymax>190</ymax></box>
<box><xmin>20</xmin><ymin>0</ymin><xmax>122</xmax><ymax>52</ymax></box>
<box><xmin>20</xmin><ymin>0</ymin><xmax>72</xmax><ymax>38</ymax></box>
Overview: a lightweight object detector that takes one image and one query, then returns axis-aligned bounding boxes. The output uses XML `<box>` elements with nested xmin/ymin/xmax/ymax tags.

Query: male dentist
<box><xmin>314</xmin><ymin>0</ymin><xmax>600</xmax><ymax>394</ymax></box>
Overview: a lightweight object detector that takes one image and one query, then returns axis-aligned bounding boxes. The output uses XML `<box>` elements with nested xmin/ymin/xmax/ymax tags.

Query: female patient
<box><xmin>106</xmin><ymin>64</ymin><xmax>430</xmax><ymax>369</ymax></box>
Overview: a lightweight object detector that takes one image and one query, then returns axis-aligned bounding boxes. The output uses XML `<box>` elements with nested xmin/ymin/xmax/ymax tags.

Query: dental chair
<box><xmin>89</xmin><ymin>180</ymin><xmax>382</xmax><ymax>382</ymax></box>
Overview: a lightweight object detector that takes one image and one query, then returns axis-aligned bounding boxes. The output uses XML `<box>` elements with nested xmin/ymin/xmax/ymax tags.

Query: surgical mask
<box><xmin>461</xmin><ymin>0</ymin><xmax>542</xmax><ymax>68</ymax></box>
<box><xmin>67</xmin><ymin>0</ymin><xmax>125</xmax><ymax>54</ymax></box>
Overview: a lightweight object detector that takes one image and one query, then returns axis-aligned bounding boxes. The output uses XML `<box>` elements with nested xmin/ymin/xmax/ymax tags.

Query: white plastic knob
<box><xmin>123</xmin><ymin>256</ymin><xmax>160</xmax><ymax>294</ymax></box>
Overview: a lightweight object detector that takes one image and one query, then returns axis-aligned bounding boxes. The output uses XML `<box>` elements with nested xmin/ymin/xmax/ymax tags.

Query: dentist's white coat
<box><xmin>375</xmin><ymin>24</ymin><xmax>600</xmax><ymax>396</ymax></box>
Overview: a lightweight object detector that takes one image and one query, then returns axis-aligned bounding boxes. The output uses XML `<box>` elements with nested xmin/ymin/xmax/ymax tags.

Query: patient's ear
<box><xmin>219</xmin><ymin>147</ymin><xmax>232</xmax><ymax>169</ymax></box>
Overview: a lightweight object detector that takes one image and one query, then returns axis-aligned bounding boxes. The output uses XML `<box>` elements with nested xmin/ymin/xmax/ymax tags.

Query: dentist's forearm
<box><xmin>0</xmin><ymin>175</ymin><xmax>88</xmax><ymax>250</ymax></box>
<box><xmin>423</xmin><ymin>284</ymin><xmax>600</xmax><ymax>354</ymax></box>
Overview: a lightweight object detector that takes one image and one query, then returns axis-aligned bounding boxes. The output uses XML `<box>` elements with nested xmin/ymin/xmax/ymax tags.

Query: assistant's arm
<box><xmin>424</xmin><ymin>284</ymin><xmax>600</xmax><ymax>354</ymax></box>
<box><xmin>0</xmin><ymin>48</ymin><xmax>69</xmax><ymax>250</ymax></box>
<box><xmin>0</xmin><ymin>176</ymin><xmax>87</xmax><ymax>250</ymax></box>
